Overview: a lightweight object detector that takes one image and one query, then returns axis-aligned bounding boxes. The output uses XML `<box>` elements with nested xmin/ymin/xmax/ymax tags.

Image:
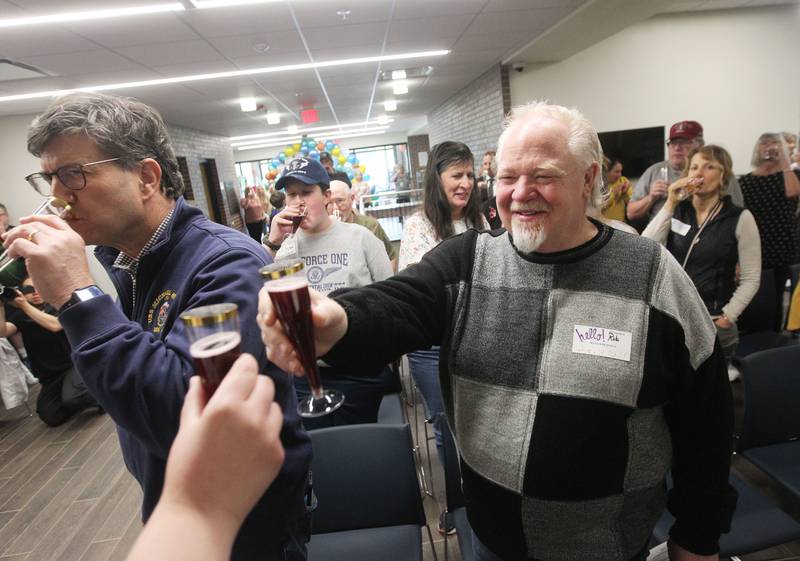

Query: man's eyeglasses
<box><xmin>25</xmin><ymin>158</ymin><xmax>120</xmax><ymax>196</ymax></box>
<box><xmin>19</xmin><ymin>286</ymin><xmax>36</xmax><ymax>295</ymax></box>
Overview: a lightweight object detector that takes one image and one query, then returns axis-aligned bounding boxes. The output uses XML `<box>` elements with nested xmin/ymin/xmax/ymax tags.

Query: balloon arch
<box><xmin>263</xmin><ymin>137</ymin><xmax>370</xmax><ymax>184</ymax></box>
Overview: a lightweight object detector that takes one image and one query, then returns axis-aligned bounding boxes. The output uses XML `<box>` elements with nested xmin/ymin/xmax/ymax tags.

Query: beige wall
<box><xmin>0</xmin><ymin>113</ymin><xmax>114</xmax><ymax>296</ymax></box>
<box><xmin>509</xmin><ymin>5</ymin><xmax>800</xmax><ymax>175</ymax></box>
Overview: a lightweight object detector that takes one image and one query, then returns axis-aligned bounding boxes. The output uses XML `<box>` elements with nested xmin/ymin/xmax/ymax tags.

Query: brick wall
<box><xmin>407</xmin><ymin>133</ymin><xmax>430</xmax><ymax>188</ymax></box>
<box><xmin>167</xmin><ymin>124</ymin><xmax>242</xmax><ymax>230</ymax></box>
<box><xmin>427</xmin><ymin>64</ymin><xmax>511</xmax><ymax>161</ymax></box>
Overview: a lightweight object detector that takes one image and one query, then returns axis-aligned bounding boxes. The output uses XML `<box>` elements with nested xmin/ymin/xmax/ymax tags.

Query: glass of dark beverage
<box><xmin>260</xmin><ymin>259</ymin><xmax>344</xmax><ymax>417</ymax></box>
<box><xmin>181</xmin><ymin>303</ymin><xmax>241</xmax><ymax>395</ymax></box>
<box><xmin>290</xmin><ymin>206</ymin><xmax>306</xmax><ymax>234</ymax></box>
<box><xmin>0</xmin><ymin>197</ymin><xmax>71</xmax><ymax>288</ymax></box>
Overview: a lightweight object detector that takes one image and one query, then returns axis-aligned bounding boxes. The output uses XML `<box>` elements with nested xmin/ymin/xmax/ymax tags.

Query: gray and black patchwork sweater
<box><xmin>324</xmin><ymin>222</ymin><xmax>736</xmax><ymax>561</ymax></box>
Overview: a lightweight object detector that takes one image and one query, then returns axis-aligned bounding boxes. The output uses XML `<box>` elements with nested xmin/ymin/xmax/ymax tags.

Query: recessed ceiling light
<box><xmin>253</xmin><ymin>42</ymin><xmax>270</xmax><ymax>54</ymax></box>
<box><xmin>391</xmin><ymin>69</ymin><xmax>406</xmax><ymax>80</ymax></box>
<box><xmin>266</xmin><ymin>111</ymin><xmax>280</xmax><ymax>125</ymax></box>
<box><xmin>392</xmin><ymin>81</ymin><xmax>408</xmax><ymax>95</ymax></box>
<box><xmin>240</xmin><ymin>97</ymin><xmax>257</xmax><ymax>112</ymax></box>
<box><xmin>287</xmin><ymin>125</ymin><xmax>299</xmax><ymax>134</ymax></box>
<box><xmin>336</xmin><ymin>9</ymin><xmax>351</xmax><ymax>21</ymax></box>
<box><xmin>0</xmin><ymin>3</ymin><xmax>185</xmax><ymax>28</ymax></box>
<box><xmin>384</xmin><ymin>100</ymin><xmax>397</xmax><ymax>112</ymax></box>
<box><xmin>0</xmin><ymin>50</ymin><xmax>449</xmax><ymax>103</ymax></box>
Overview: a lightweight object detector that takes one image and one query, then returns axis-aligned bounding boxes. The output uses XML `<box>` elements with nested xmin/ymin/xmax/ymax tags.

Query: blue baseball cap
<box><xmin>275</xmin><ymin>157</ymin><xmax>330</xmax><ymax>191</ymax></box>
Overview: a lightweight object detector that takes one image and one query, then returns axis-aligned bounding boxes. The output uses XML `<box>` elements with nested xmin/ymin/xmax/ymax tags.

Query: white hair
<box><xmin>496</xmin><ymin>100</ymin><xmax>606</xmax><ymax>212</ymax></box>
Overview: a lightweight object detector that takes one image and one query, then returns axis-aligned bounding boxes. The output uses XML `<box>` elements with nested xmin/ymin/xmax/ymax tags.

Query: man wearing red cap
<box><xmin>628</xmin><ymin>121</ymin><xmax>743</xmax><ymax>224</ymax></box>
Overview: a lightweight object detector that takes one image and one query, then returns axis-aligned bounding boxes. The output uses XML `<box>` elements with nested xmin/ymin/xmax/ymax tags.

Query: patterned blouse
<box><xmin>399</xmin><ymin>212</ymin><xmax>487</xmax><ymax>271</ymax></box>
<box><xmin>740</xmin><ymin>171</ymin><xmax>800</xmax><ymax>269</ymax></box>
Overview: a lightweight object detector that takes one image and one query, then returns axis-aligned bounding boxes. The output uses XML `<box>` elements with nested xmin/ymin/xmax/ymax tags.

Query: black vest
<box><xmin>667</xmin><ymin>196</ymin><xmax>743</xmax><ymax>317</ymax></box>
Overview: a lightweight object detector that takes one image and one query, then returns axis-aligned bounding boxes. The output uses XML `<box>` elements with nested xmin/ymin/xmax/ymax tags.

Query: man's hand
<box><xmin>257</xmin><ymin>286</ymin><xmax>348</xmax><ymax>376</ymax></box>
<box><xmin>9</xmin><ymin>290</ymin><xmax>26</xmax><ymax>310</ymax></box>
<box><xmin>2</xmin><ymin>215</ymin><xmax>93</xmax><ymax>309</ymax></box>
<box><xmin>668</xmin><ymin>539</ymin><xmax>719</xmax><ymax>561</ymax></box>
<box><xmin>160</xmin><ymin>354</ymin><xmax>285</xmax><ymax>533</ymax></box>
<box><xmin>266</xmin><ymin>204</ymin><xmax>303</xmax><ymax>247</ymax></box>
<box><xmin>651</xmin><ymin>179</ymin><xmax>669</xmax><ymax>199</ymax></box>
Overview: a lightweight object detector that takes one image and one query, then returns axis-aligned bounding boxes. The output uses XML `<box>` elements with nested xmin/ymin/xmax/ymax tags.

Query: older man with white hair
<box><xmin>259</xmin><ymin>101</ymin><xmax>736</xmax><ymax>561</ymax></box>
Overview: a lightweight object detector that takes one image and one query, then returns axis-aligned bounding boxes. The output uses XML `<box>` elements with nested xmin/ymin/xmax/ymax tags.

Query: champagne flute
<box><xmin>181</xmin><ymin>303</ymin><xmax>241</xmax><ymax>395</ymax></box>
<box><xmin>260</xmin><ymin>259</ymin><xmax>344</xmax><ymax>418</ymax></box>
<box><xmin>0</xmin><ymin>197</ymin><xmax>71</xmax><ymax>288</ymax></box>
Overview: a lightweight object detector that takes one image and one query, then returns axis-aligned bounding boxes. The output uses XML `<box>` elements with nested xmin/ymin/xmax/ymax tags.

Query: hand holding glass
<box><xmin>260</xmin><ymin>259</ymin><xmax>344</xmax><ymax>417</ymax></box>
<box><xmin>0</xmin><ymin>197</ymin><xmax>71</xmax><ymax>288</ymax></box>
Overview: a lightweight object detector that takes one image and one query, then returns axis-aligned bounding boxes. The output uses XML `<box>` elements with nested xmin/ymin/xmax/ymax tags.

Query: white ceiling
<box><xmin>0</xmin><ymin>0</ymin><xmax>796</xmax><ymax>139</ymax></box>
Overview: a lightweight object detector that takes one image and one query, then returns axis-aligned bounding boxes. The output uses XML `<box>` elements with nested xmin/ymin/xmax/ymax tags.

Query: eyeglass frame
<box><xmin>24</xmin><ymin>157</ymin><xmax>121</xmax><ymax>196</ymax></box>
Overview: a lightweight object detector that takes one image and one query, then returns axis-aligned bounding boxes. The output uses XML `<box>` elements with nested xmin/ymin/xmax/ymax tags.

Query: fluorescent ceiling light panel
<box><xmin>189</xmin><ymin>0</ymin><xmax>283</xmax><ymax>7</ymax></box>
<box><xmin>0</xmin><ymin>3</ymin><xmax>185</xmax><ymax>28</ymax></box>
<box><xmin>384</xmin><ymin>100</ymin><xmax>397</xmax><ymax>111</ymax></box>
<box><xmin>266</xmin><ymin>111</ymin><xmax>280</xmax><ymax>125</ymax></box>
<box><xmin>237</xmin><ymin>128</ymin><xmax>391</xmax><ymax>151</ymax></box>
<box><xmin>391</xmin><ymin>70</ymin><xmax>407</xmax><ymax>80</ymax></box>
<box><xmin>233</xmin><ymin>127</ymin><xmax>390</xmax><ymax>148</ymax></box>
<box><xmin>240</xmin><ymin>97</ymin><xmax>257</xmax><ymax>112</ymax></box>
<box><xmin>230</xmin><ymin>119</ymin><xmax>393</xmax><ymax>141</ymax></box>
<box><xmin>0</xmin><ymin>50</ymin><xmax>449</xmax><ymax>104</ymax></box>
<box><xmin>392</xmin><ymin>81</ymin><xmax>408</xmax><ymax>95</ymax></box>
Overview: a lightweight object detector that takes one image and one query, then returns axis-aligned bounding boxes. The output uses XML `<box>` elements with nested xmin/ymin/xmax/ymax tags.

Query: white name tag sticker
<box><xmin>670</xmin><ymin>218</ymin><xmax>691</xmax><ymax>236</ymax></box>
<box><xmin>572</xmin><ymin>325</ymin><xmax>633</xmax><ymax>362</ymax></box>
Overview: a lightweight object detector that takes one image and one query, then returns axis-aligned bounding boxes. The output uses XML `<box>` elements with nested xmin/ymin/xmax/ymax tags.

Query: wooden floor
<box><xmin>0</xmin><ymin>386</ymin><xmax>142</xmax><ymax>561</ymax></box>
<box><xmin>1</xmin><ymin>380</ymin><xmax>799</xmax><ymax>561</ymax></box>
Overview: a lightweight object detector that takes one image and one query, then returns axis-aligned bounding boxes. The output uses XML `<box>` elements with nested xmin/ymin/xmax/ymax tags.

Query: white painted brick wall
<box><xmin>427</xmin><ymin>64</ymin><xmax>507</xmax><ymax>160</ymax></box>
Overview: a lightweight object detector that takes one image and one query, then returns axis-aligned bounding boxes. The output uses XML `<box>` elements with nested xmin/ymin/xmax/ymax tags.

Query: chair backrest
<box><xmin>738</xmin><ymin>345</ymin><xmax>800</xmax><ymax>451</ymax></box>
<box><xmin>309</xmin><ymin>423</ymin><xmax>426</xmax><ymax>534</ymax></box>
<box><xmin>442</xmin><ymin>423</ymin><xmax>465</xmax><ymax>511</ymax></box>
<box><xmin>738</xmin><ymin>269</ymin><xmax>776</xmax><ymax>333</ymax></box>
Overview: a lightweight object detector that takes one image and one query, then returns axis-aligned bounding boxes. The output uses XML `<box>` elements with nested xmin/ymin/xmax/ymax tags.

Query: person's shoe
<box><xmin>437</xmin><ymin>510</ymin><xmax>455</xmax><ymax>536</ymax></box>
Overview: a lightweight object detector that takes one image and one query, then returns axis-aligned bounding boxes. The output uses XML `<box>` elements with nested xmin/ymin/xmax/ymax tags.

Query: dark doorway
<box><xmin>200</xmin><ymin>159</ymin><xmax>224</xmax><ymax>224</ymax></box>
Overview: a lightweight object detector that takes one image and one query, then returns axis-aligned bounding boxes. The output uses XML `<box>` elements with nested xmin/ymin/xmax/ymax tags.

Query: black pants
<box><xmin>37</xmin><ymin>366</ymin><xmax>97</xmax><ymax>427</ymax></box>
<box><xmin>246</xmin><ymin>220</ymin><xmax>266</xmax><ymax>243</ymax></box>
<box><xmin>772</xmin><ymin>265</ymin><xmax>790</xmax><ymax>331</ymax></box>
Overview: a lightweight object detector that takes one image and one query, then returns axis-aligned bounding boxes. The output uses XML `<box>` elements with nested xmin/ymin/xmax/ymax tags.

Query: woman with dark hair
<box><xmin>399</xmin><ymin>141</ymin><xmax>485</xmax><ymax>268</ymax></box>
<box><xmin>739</xmin><ymin>133</ymin><xmax>800</xmax><ymax>329</ymax></box>
<box><xmin>643</xmin><ymin>145</ymin><xmax>761</xmax><ymax>373</ymax></box>
<box><xmin>398</xmin><ymin>140</ymin><xmax>486</xmax><ymax>535</ymax></box>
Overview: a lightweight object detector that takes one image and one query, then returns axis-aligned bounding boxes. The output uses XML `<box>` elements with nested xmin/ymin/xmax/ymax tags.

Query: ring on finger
<box><xmin>26</xmin><ymin>229</ymin><xmax>39</xmax><ymax>243</ymax></box>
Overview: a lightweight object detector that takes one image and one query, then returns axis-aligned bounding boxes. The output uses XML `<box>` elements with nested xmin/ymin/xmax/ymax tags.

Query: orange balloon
<box><xmin>268</xmin><ymin>169</ymin><xmax>278</xmax><ymax>179</ymax></box>
<box><xmin>317</xmin><ymin>142</ymin><xmax>325</xmax><ymax>151</ymax></box>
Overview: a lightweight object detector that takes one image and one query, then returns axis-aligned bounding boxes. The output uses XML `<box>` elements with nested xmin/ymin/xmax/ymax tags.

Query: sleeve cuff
<box><xmin>58</xmin><ymin>295</ymin><xmax>129</xmax><ymax>349</ymax></box>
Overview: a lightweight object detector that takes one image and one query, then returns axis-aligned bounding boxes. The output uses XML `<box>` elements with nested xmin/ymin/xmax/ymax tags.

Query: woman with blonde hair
<box><xmin>643</xmin><ymin>145</ymin><xmax>761</xmax><ymax>370</ymax></box>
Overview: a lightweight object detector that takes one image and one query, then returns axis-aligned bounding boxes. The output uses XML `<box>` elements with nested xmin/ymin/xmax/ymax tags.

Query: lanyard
<box><xmin>681</xmin><ymin>199</ymin><xmax>723</xmax><ymax>269</ymax></box>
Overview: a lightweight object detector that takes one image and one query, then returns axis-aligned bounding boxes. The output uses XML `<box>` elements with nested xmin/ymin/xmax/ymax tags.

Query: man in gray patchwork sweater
<box><xmin>258</xmin><ymin>101</ymin><xmax>736</xmax><ymax>561</ymax></box>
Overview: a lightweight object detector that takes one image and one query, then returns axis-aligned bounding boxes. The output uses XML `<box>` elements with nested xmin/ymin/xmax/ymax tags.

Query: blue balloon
<box><xmin>301</xmin><ymin>148</ymin><xmax>309</xmax><ymax>156</ymax></box>
<box><xmin>352</xmin><ymin>159</ymin><xmax>359</xmax><ymax>167</ymax></box>
<box><xmin>278</xmin><ymin>152</ymin><xmax>286</xmax><ymax>162</ymax></box>
<box><xmin>346</xmin><ymin>169</ymin><xmax>355</xmax><ymax>179</ymax></box>
<box><xmin>363</xmin><ymin>174</ymin><xmax>370</xmax><ymax>182</ymax></box>
<box><xmin>309</xmin><ymin>150</ymin><xmax>320</xmax><ymax>160</ymax></box>
<box><xmin>347</xmin><ymin>153</ymin><xmax>357</xmax><ymax>164</ymax></box>
<box><xmin>325</xmin><ymin>141</ymin><xmax>334</xmax><ymax>150</ymax></box>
